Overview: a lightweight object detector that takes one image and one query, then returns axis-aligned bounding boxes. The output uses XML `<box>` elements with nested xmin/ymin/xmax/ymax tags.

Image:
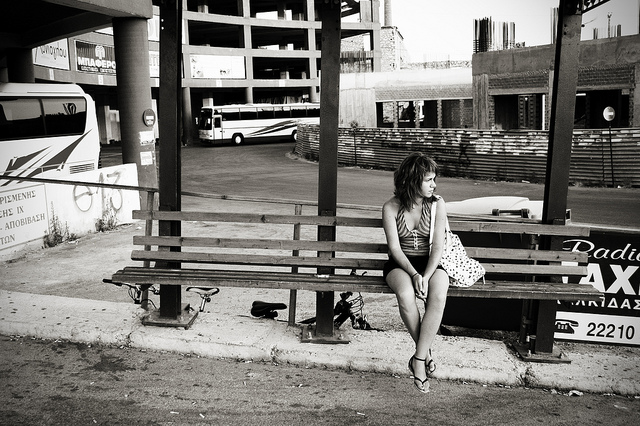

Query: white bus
<box><xmin>0</xmin><ymin>83</ymin><xmax>100</xmax><ymax>188</ymax></box>
<box><xmin>198</xmin><ymin>103</ymin><xmax>320</xmax><ymax>145</ymax></box>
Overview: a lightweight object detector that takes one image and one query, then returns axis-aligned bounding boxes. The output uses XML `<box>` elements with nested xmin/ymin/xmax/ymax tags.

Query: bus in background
<box><xmin>0</xmin><ymin>83</ymin><xmax>100</xmax><ymax>188</ymax></box>
<box><xmin>198</xmin><ymin>103</ymin><xmax>320</xmax><ymax>145</ymax></box>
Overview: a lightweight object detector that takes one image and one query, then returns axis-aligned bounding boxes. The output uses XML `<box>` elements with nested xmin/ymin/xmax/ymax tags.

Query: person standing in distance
<box><xmin>382</xmin><ymin>152</ymin><xmax>449</xmax><ymax>393</ymax></box>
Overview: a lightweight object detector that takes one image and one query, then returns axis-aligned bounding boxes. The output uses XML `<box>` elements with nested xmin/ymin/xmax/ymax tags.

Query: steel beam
<box><xmin>157</xmin><ymin>0</ymin><xmax>184</xmax><ymax>321</ymax></box>
<box><xmin>542</xmin><ymin>0</ymin><xmax>582</xmax><ymax>225</ymax></box>
<box><xmin>315</xmin><ymin>1</ymin><xmax>342</xmax><ymax>339</ymax></box>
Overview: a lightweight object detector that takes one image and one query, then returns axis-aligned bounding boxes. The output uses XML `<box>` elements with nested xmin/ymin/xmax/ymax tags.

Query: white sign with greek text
<box><xmin>0</xmin><ymin>184</ymin><xmax>48</xmax><ymax>250</ymax></box>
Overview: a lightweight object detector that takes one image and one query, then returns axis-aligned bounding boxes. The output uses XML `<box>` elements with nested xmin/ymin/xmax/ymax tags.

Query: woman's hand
<box><xmin>413</xmin><ymin>274</ymin><xmax>428</xmax><ymax>301</ymax></box>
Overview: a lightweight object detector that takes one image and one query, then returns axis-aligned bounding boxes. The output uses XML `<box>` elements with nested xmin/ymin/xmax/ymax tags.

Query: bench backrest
<box><xmin>130</xmin><ymin>210</ymin><xmax>590</xmax><ymax>280</ymax></box>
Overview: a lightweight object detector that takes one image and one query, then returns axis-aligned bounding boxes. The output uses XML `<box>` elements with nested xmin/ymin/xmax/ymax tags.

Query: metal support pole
<box><xmin>141</xmin><ymin>190</ymin><xmax>155</xmax><ymax>311</ymax></box>
<box><xmin>158</xmin><ymin>0</ymin><xmax>183</xmax><ymax>320</ymax></box>
<box><xmin>288</xmin><ymin>203</ymin><xmax>303</xmax><ymax>326</ymax></box>
<box><xmin>538</xmin><ymin>0</ymin><xmax>582</xmax><ymax>357</ymax></box>
<box><xmin>315</xmin><ymin>0</ymin><xmax>342</xmax><ymax>339</ymax></box>
<box><xmin>608</xmin><ymin>124</ymin><xmax>615</xmax><ymax>187</ymax></box>
<box><xmin>542</xmin><ymin>0</ymin><xmax>581</xmax><ymax>225</ymax></box>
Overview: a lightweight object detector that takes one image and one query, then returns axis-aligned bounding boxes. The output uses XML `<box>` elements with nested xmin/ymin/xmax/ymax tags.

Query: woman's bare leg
<box><xmin>412</xmin><ymin>269</ymin><xmax>449</xmax><ymax>380</ymax></box>
<box><xmin>386</xmin><ymin>268</ymin><xmax>421</xmax><ymax>343</ymax></box>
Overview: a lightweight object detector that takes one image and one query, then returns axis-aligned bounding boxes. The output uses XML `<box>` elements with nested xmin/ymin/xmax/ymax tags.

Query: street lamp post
<box><xmin>603</xmin><ymin>106</ymin><xmax>616</xmax><ymax>187</ymax></box>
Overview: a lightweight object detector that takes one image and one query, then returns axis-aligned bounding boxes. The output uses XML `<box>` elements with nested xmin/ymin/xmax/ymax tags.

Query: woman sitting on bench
<box><xmin>382</xmin><ymin>152</ymin><xmax>449</xmax><ymax>394</ymax></box>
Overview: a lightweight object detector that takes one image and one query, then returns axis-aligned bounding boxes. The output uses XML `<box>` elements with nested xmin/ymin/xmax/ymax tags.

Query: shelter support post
<box><xmin>526</xmin><ymin>0</ymin><xmax>583</xmax><ymax>361</ymax></box>
<box><xmin>542</xmin><ymin>0</ymin><xmax>581</xmax><ymax>224</ymax></box>
<box><xmin>306</xmin><ymin>0</ymin><xmax>345</xmax><ymax>344</ymax></box>
<box><xmin>142</xmin><ymin>0</ymin><xmax>197</xmax><ymax>329</ymax></box>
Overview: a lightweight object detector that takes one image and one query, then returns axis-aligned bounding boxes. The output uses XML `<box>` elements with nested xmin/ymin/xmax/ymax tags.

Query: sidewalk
<box><xmin>2</xmin><ymin>289</ymin><xmax>639</xmax><ymax>396</ymax></box>
<box><xmin>1</xmin><ymin>199</ymin><xmax>639</xmax><ymax>397</ymax></box>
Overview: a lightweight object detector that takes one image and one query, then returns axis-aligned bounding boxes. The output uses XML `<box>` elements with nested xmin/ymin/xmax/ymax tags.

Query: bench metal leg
<box><xmin>514</xmin><ymin>300</ymin><xmax>570</xmax><ymax>364</ymax></box>
<box><xmin>288</xmin><ymin>290</ymin><xmax>297</xmax><ymax>326</ymax></box>
<box><xmin>534</xmin><ymin>300</ymin><xmax>557</xmax><ymax>354</ymax></box>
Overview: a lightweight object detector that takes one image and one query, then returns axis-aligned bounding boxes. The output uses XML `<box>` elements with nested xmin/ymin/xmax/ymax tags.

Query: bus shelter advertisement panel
<box><xmin>557</xmin><ymin>231</ymin><xmax>640</xmax><ymax>346</ymax></box>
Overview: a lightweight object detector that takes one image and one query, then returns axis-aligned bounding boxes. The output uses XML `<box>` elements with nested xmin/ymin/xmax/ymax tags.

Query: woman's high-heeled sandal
<box><xmin>410</xmin><ymin>356</ymin><xmax>429</xmax><ymax>393</ymax></box>
<box><xmin>408</xmin><ymin>355</ymin><xmax>416</xmax><ymax>377</ymax></box>
<box><xmin>426</xmin><ymin>349</ymin><xmax>436</xmax><ymax>375</ymax></box>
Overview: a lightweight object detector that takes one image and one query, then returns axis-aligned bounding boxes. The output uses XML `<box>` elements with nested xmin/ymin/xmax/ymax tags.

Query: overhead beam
<box><xmin>44</xmin><ymin>0</ymin><xmax>152</xmax><ymax>18</ymax></box>
<box><xmin>18</xmin><ymin>12</ymin><xmax>113</xmax><ymax>49</ymax></box>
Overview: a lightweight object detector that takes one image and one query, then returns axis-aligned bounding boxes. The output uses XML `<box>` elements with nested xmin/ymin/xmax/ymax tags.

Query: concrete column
<box><xmin>112</xmin><ymin>17</ymin><xmax>158</xmax><ymax>204</ymax></box>
<box><xmin>392</xmin><ymin>102</ymin><xmax>398</xmax><ymax>128</ymax></box>
<box><xmin>7</xmin><ymin>49</ymin><xmax>35</xmax><ymax>83</ymax></box>
<box><xmin>182</xmin><ymin>87</ymin><xmax>193</xmax><ymax>146</ymax></box>
<box><xmin>96</xmin><ymin>103</ymin><xmax>111</xmax><ymax>145</ymax></box>
<box><xmin>305</xmin><ymin>0</ymin><xmax>319</xmax><ymax>103</ymax></box>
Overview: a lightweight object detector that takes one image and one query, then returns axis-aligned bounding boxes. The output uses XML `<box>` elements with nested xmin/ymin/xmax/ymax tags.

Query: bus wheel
<box><xmin>290</xmin><ymin>130</ymin><xmax>297</xmax><ymax>142</ymax></box>
<box><xmin>232</xmin><ymin>133</ymin><xmax>244</xmax><ymax>145</ymax></box>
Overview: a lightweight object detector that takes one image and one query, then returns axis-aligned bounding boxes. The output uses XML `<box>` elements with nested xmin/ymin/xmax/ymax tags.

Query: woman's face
<box><xmin>419</xmin><ymin>172</ymin><xmax>437</xmax><ymax>198</ymax></box>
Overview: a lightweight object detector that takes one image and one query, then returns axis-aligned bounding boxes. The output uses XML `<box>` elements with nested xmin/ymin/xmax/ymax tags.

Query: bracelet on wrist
<box><xmin>411</xmin><ymin>272</ymin><xmax>419</xmax><ymax>278</ymax></box>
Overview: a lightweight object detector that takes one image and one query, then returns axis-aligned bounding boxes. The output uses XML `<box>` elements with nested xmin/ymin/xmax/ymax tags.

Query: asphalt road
<box><xmin>2</xmin><ymin>335</ymin><xmax>638</xmax><ymax>425</ymax></box>
<box><xmin>100</xmin><ymin>141</ymin><xmax>640</xmax><ymax>229</ymax></box>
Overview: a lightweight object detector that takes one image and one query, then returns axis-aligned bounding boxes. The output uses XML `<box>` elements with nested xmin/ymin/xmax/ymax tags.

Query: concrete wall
<box><xmin>0</xmin><ymin>164</ymin><xmax>140</xmax><ymax>261</ymax></box>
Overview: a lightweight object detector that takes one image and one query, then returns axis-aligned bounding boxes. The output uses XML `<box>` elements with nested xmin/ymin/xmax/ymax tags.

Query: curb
<box><xmin>1</xmin><ymin>290</ymin><xmax>639</xmax><ymax>396</ymax></box>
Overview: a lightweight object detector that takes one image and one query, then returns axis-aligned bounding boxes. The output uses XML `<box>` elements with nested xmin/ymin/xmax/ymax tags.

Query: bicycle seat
<box><xmin>186</xmin><ymin>287</ymin><xmax>220</xmax><ymax>312</ymax></box>
<box><xmin>186</xmin><ymin>286</ymin><xmax>220</xmax><ymax>297</ymax></box>
<box><xmin>250</xmin><ymin>300</ymin><xmax>287</xmax><ymax>319</ymax></box>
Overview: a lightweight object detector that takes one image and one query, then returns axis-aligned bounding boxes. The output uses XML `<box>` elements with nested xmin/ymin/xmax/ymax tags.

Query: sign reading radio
<box><xmin>556</xmin><ymin>232</ymin><xmax>640</xmax><ymax>346</ymax></box>
<box><xmin>75</xmin><ymin>41</ymin><xmax>116</xmax><ymax>74</ymax></box>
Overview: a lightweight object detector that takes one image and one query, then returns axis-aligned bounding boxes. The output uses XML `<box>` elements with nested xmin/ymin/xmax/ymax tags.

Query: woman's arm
<box><xmin>422</xmin><ymin>198</ymin><xmax>447</xmax><ymax>282</ymax></box>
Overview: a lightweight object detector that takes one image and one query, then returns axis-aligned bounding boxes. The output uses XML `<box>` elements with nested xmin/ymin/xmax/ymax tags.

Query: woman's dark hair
<box><xmin>393</xmin><ymin>152</ymin><xmax>438</xmax><ymax>210</ymax></box>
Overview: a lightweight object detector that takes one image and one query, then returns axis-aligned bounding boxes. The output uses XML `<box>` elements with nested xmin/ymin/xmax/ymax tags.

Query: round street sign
<box><xmin>143</xmin><ymin>108</ymin><xmax>156</xmax><ymax>127</ymax></box>
<box><xmin>603</xmin><ymin>106</ymin><xmax>615</xmax><ymax>122</ymax></box>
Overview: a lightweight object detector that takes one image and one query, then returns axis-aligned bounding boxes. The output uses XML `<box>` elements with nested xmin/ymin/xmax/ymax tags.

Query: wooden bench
<box><xmin>110</xmin><ymin>208</ymin><xmax>602</xmax><ymax>360</ymax></box>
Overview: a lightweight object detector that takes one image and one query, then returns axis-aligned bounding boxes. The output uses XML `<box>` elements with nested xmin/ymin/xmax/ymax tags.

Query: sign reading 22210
<box><xmin>556</xmin><ymin>231</ymin><xmax>640</xmax><ymax>346</ymax></box>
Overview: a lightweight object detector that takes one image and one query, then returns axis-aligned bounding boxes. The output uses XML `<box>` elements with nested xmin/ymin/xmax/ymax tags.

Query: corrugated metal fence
<box><xmin>295</xmin><ymin>124</ymin><xmax>640</xmax><ymax>187</ymax></box>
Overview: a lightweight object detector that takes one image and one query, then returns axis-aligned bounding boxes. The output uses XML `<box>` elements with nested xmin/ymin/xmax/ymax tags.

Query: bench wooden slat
<box><xmin>466</xmin><ymin>247</ymin><xmax>587</xmax><ymax>262</ymax></box>
<box><xmin>448</xmin><ymin>220</ymin><xmax>590</xmax><ymax>237</ymax></box>
<box><xmin>132</xmin><ymin>210</ymin><xmax>590</xmax><ymax>237</ymax></box>
<box><xmin>112</xmin><ymin>267</ymin><xmax>601</xmax><ymax>301</ymax></box>
<box><xmin>130</xmin><ymin>249</ymin><xmax>587</xmax><ymax>277</ymax></box>
<box><xmin>131</xmin><ymin>250</ymin><xmax>387</xmax><ymax>270</ymax></box>
<box><xmin>132</xmin><ymin>236</ymin><xmax>588</xmax><ymax>263</ymax></box>
<box><xmin>133</xmin><ymin>210</ymin><xmax>344</xmax><ymax>226</ymax></box>
<box><xmin>133</xmin><ymin>235</ymin><xmax>389</xmax><ymax>253</ymax></box>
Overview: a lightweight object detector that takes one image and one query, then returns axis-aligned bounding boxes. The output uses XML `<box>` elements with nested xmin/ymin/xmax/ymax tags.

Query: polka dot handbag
<box><xmin>430</xmin><ymin>200</ymin><xmax>485</xmax><ymax>287</ymax></box>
